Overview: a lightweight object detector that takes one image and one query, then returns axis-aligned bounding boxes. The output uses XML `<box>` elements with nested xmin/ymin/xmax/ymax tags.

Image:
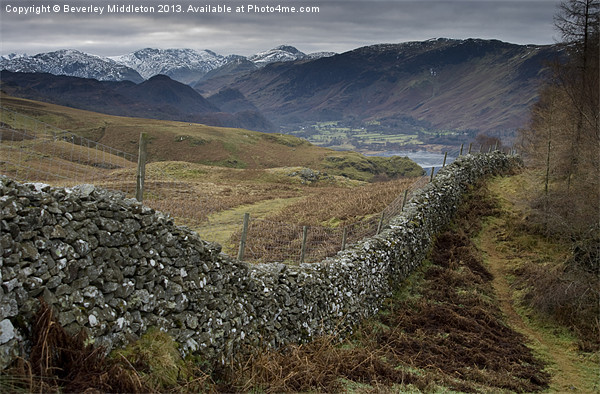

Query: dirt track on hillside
<box><xmin>369</xmin><ymin>193</ymin><xmax>552</xmax><ymax>392</ymax></box>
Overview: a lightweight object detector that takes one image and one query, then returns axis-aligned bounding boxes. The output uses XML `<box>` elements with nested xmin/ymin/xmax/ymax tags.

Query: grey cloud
<box><xmin>1</xmin><ymin>0</ymin><xmax>560</xmax><ymax>57</ymax></box>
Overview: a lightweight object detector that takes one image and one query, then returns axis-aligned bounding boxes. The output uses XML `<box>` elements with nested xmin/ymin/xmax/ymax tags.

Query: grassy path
<box><xmin>478</xmin><ymin>176</ymin><xmax>599</xmax><ymax>393</ymax></box>
<box><xmin>193</xmin><ymin>196</ymin><xmax>305</xmax><ymax>253</ymax></box>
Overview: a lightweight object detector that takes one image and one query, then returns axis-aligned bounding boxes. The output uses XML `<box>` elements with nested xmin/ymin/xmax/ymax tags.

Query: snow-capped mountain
<box><xmin>306</xmin><ymin>51</ymin><xmax>336</xmax><ymax>60</ymax></box>
<box><xmin>247</xmin><ymin>45</ymin><xmax>335</xmax><ymax>67</ymax></box>
<box><xmin>109</xmin><ymin>48</ymin><xmax>228</xmax><ymax>84</ymax></box>
<box><xmin>0</xmin><ymin>49</ymin><xmax>144</xmax><ymax>83</ymax></box>
<box><xmin>1</xmin><ymin>45</ymin><xmax>336</xmax><ymax>85</ymax></box>
<box><xmin>248</xmin><ymin>45</ymin><xmax>308</xmax><ymax>67</ymax></box>
<box><xmin>1</xmin><ymin>53</ymin><xmax>27</xmax><ymax>61</ymax></box>
<box><xmin>215</xmin><ymin>39</ymin><xmax>558</xmax><ymax>135</ymax></box>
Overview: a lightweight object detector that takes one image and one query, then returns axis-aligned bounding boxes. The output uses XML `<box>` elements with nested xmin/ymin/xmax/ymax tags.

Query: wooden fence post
<box><xmin>401</xmin><ymin>189</ymin><xmax>409</xmax><ymax>211</ymax></box>
<box><xmin>135</xmin><ymin>132</ymin><xmax>148</xmax><ymax>202</ymax></box>
<box><xmin>376</xmin><ymin>211</ymin><xmax>385</xmax><ymax>235</ymax></box>
<box><xmin>442</xmin><ymin>151</ymin><xmax>448</xmax><ymax>167</ymax></box>
<box><xmin>300</xmin><ymin>226</ymin><xmax>308</xmax><ymax>264</ymax></box>
<box><xmin>341</xmin><ymin>227</ymin><xmax>348</xmax><ymax>251</ymax></box>
<box><xmin>430</xmin><ymin>167</ymin><xmax>435</xmax><ymax>182</ymax></box>
<box><xmin>459</xmin><ymin>143</ymin><xmax>464</xmax><ymax>156</ymax></box>
<box><xmin>468</xmin><ymin>142</ymin><xmax>473</xmax><ymax>154</ymax></box>
<box><xmin>237</xmin><ymin>213</ymin><xmax>250</xmax><ymax>261</ymax></box>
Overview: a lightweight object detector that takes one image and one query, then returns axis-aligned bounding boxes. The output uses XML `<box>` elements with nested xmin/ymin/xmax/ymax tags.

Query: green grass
<box><xmin>514</xmin><ymin>300</ymin><xmax>600</xmax><ymax>392</ymax></box>
<box><xmin>195</xmin><ymin>196</ymin><xmax>305</xmax><ymax>252</ymax></box>
<box><xmin>149</xmin><ymin>161</ymin><xmax>209</xmax><ymax>179</ymax></box>
<box><xmin>112</xmin><ymin>328</ymin><xmax>213</xmax><ymax>392</ymax></box>
<box><xmin>323</xmin><ymin>153</ymin><xmax>424</xmax><ymax>181</ymax></box>
<box><xmin>289</xmin><ymin>118</ymin><xmax>473</xmax><ymax>154</ymax></box>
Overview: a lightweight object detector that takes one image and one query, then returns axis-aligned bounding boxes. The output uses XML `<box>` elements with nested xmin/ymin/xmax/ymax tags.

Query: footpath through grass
<box><xmin>478</xmin><ymin>174</ymin><xmax>599</xmax><ymax>393</ymax></box>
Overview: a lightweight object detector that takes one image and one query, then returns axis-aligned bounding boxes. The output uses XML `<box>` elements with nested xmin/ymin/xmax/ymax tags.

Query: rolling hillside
<box><xmin>0</xmin><ymin>71</ymin><xmax>276</xmax><ymax>132</ymax></box>
<box><xmin>0</xmin><ymin>94</ymin><xmax>423</xmax><ymax>181</ymax></box>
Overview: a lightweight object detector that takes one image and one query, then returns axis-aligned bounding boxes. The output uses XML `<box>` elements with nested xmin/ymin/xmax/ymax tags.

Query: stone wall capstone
<box><xmin>0</xmin><ymin>152</ymin><xmax>521</xmax><ymax>369</ymax></box>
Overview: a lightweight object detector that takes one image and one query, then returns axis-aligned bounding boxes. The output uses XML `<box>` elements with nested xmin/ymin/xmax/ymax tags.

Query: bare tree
<box><xmin>519</xmin><ymin>0</ymin><xmax>599</xmax><ymax>236</ymax></box>
<box><xmin>554</xmin><ymin>0</ymin><xmax>600</xmax><ymax>191</ymax></box>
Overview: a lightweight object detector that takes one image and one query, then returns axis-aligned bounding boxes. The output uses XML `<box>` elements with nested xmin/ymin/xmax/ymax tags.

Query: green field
<box><xmin>287</xmin><ymin>120</ymin><xmax>471</xmax><ymax>153</ymax></box>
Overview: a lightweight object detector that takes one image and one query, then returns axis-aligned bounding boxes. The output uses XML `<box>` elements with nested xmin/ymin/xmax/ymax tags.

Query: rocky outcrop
<box><xmin>0</xmin><ymin>152</ymin><xmax>520</xmax><ymax>369</ymax></box>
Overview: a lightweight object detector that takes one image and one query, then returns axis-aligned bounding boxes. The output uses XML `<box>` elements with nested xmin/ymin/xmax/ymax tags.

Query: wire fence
<box><xmin>0</xmin><ymin>106</ymin><xmax>513</xmax><ymax>265</ymax></box>
<box><xmin>226</xmin><ymin>175</ymin><xmax>430</xmax><ymax>264</ymax></box>
<box><xmin>0</xmin><ymin>107</ymin><xmax>136</xmax><ymax>189</ymax></box>
<box><xmin>0</xmin><ymin>107</ymin><xmax>207</xmax><ymax>222</ymax></box>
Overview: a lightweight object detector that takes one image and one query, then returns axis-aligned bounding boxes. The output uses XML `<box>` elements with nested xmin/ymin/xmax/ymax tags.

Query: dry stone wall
<box><xmin>0</xmin><ymin>152</ymin><xmax>521</xmax><ymax>369</ymax></box>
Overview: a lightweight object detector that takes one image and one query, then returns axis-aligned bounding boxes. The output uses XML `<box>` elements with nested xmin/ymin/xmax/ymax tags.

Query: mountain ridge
<box><xmin>108</xmin><ymin>48</ymin><xmax>228</xmax><ymax>84</ymax></box>
<box><xmin>1</xmin><ymin>45</ymin><xmax>334</xmax><ymax>85</ymax></box>
<box><xmin>0</xmin><ymin>70</ymin><xmax>276</xmax><ymax>132</ymax></box>
<box><xmin>1</xmin><ymin>39</ymin><xmax>560</xmax><ymax>146</ymax></box>
<box><xmin>200</xmin><ymin>38</ymin><xmax>558</xmax><ymax>136</ymax></box>
<box><xmin>0</xmin><ymin>49</ymin><xmax>144</xmax><ymax>83</ymax></box>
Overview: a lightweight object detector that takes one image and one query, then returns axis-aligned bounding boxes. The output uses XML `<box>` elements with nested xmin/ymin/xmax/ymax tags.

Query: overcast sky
<box><xmin>0</xmin><ymin>0</ymin><xmax>562</xmax><ymax>57</ymax></box>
